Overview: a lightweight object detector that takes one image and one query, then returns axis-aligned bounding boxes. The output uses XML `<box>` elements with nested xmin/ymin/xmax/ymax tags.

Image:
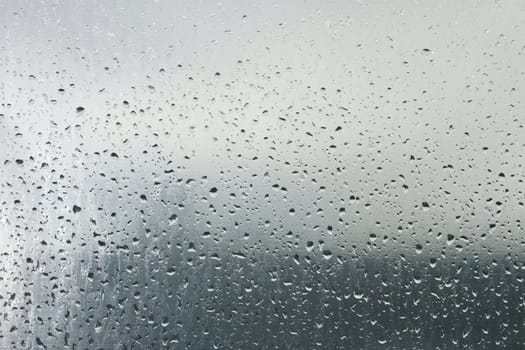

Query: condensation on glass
<box><xmin>1</xmin><ymin>1</ymin><xmax>524</xmax><ymax>349</ymax></box>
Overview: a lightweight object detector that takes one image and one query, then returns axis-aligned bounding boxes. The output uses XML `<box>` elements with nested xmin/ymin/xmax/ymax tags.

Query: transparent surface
<box><xmin>1</xmin><ymin>1</ymin><xmax>525</xmax><ymax>349</ymax></box>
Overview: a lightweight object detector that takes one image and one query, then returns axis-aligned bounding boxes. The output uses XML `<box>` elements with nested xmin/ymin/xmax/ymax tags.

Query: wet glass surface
<box><xmin>1</xmin><ymin>1</ymin><xmax>525</xmax><ymax>349</ymax></box>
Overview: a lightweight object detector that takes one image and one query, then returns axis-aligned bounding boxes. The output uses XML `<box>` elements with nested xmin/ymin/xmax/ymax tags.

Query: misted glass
<box><xmin>1</xmin><ymin>1</ymin><xmax>524</xmax><ymax>349</ymax></box>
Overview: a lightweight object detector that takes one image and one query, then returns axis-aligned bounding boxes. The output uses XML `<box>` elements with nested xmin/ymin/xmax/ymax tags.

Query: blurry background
<box><xmin>1</xmin><ymin>0</ymin><xmax>525</xmax><ymax>348</ymax></box>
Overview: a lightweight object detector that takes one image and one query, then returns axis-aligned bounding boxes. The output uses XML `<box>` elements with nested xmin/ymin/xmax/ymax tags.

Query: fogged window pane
<box><xmin>1</xmin><ymin>1</ymin><xmax>524</xmax><ymax>349</ymax></box>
